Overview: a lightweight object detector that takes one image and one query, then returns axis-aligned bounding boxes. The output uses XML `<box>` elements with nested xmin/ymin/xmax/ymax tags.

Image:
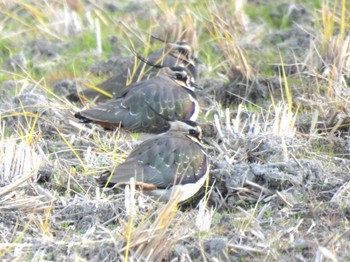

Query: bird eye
<box><xmin>178</xmin><ymin>48</ymin><xmax>186</xmax><ymax>53</ymax></box>
<box><xmin>189</xmin><ymin>129</ymin><xmax>198</xmax><ymax>135</ymax></box>
<box><xmin>176</xmin><ymin>72</ymin><xmax>186</xmax><ymax>80</ymax></box>
<box><xmin>178</xmin><ymin>47</ymin><xmax>190</xmax><ymax>55</ymax></box>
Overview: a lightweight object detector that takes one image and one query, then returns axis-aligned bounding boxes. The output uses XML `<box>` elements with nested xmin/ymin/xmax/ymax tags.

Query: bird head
<box><xmin>168</xmin><ymin>120</ymin><xmax>202</xmax><ymax>142</ymax></box>
<box><xmin>128</xmin><ymin>46</ymin><xmax>202</xmax><ymax>90</ymax></box>
<box><xmin>129</xmin><ymin>39</ymin><xmax>202</xmax><ymax>78</ymax></box>
<box><xmin>167</xmin><ymin>42</ymin><xmax>193</xmax><ymax>59</ymax></box>
<box><xmin>145</xmin><ymin>102</ymin><xmax>202</xmax><ymax>141</ymax></box>
<box><xmin>160</xmin><ymin>67</ymin><xmax>202</xmax><ymax>91</ymax></box>
<box><xmin>148</xmin><ymin>35</ymin><xmax>200</xmax><ymax>64</ymax></box>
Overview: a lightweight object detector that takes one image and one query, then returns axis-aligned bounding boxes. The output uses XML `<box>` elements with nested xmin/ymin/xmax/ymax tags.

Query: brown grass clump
<box><xmin>1</xmin><ymin>0</ymin><xmax>350</xmax><ymax>261</ymax></box>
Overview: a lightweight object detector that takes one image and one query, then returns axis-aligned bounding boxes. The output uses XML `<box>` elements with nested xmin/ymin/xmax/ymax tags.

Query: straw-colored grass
<box><xmin>1</xmin><ymin>0</ymin><xmax>350</xmax><ymax>260</ymax></box>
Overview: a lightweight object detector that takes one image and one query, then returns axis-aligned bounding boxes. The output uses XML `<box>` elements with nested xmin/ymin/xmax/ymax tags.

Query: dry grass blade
<box><xmin>2</xmin><ymin>0</ymin><xmax>350</xmax><ymax>260</ymax></box>
<box><xmin>204</xmin><ymin>1</ymin><xmax>253</xmax><ymax>80</ymax></box>
<box><xmin>244</xmin><ymin>180</ymin><xmax>273</xmax><ymax>195</ymax></box>
<box><xmin>228</xmin><ymin>243</ymin><xmax>266</xmax><ymax>255</ymax></box>
<box><xmin>331</xmin><ymin>181</ymin><xmax>350</xmax><ymax>203</ymax></box>
<box><xmin>122</xmin><ymin>190</ymin><xmax>191</xmax><ymax>261</ymax></box>
<box><xmin>0</xmin><ymin>171</ymin><xmax>36</xmax><ymax>198</ymax></box>
<box><xmin>0</xmin><ymin>195</ymin><xmax>47</xmax><ymax>211</ymax></box>
<box><xmin>80</xmin><ymin>81</ymin><xmax>113</xmax><ymax>99</ymax></box>
<box><xmin>0</xmin><ymin>138</ymin><xmax>42</xmax><ymax>197</ymax></box>
<box><xmin>149</xmin><ymin>1</ymin><xmax>198</xmax><ymax>49</ymax></box>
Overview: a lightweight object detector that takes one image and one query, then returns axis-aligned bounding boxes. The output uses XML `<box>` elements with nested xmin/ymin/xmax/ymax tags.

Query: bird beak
<box><xmin>167</xmin><ymin>42</ymin><xmax>179</xmax><ymax>48</ymax></box>
<box><xmin>191</xmin><ymin>81</ymin><xmax>203</xmax><ymax>90</ymax></box>
<box><xmin>201</xmin><ymin>137</ymin><xmax>211</xmax><ymax>145</ymax></box>
<box><xmin>192</xmin><ymin>56</ymin><xmax>203</xmax><ymax>65</ymax></box>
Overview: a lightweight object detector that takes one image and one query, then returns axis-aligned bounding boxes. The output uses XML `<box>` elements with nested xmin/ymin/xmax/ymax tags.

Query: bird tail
<box><xmin>95</xmin><ymin>170</ymin><xmax>115</xmax><ymax>187</ymax></box>
<box><xmin>74</xmin><ymin>112</ymin><xmax>92</xmax><ymax>123</ymax></box>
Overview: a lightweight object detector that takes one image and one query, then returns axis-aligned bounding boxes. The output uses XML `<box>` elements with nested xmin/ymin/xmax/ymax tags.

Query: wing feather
<box><xmin>99</xmin><ymin>133</ymin><xmax>208</xmax><ymax>189</ymax></box>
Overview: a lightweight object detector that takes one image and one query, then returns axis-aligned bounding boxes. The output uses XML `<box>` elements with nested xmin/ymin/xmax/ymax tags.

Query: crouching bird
<box><xmin>96</xmin><ymin>121</ymin><xmax>209</xmax><ymax>202</ymax></box>
<box><xmin>67</xmin><ymin>41</ymin><xmax>200</xmax><ymax>102</ymax></box>
<box><xmin>74</xmin><ymin>66</ymin><xmax>201</xmax><ymax>134</ymax></box>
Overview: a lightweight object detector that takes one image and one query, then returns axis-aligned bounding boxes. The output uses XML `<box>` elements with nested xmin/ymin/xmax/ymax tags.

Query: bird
<box><xmin>74</xmin><ymin>66</ymin><xmax>202</xmax><ymax>134</ymax></box>
<box><xmin>67</xmin><ymin>41</ymin><xmax>200</xmax><ymax>102</ymax></box>
<box><xmin>96</xmin><ymin>121</ymin><xmax>209</xmax><ymax>202</ymax></box>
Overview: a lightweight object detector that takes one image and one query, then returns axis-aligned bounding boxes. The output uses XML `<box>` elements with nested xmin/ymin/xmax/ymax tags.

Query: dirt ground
<box><xmin>1</xmin><ymin>0</ymin><xmax>350</xmax><ymax>261</ymax></box>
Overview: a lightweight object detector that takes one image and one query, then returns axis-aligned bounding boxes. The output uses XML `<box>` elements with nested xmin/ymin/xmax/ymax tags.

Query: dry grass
<box><xmin>1</xmin><ymin>0</ymin><xmax>350</xmax><ymax>261</ymax></box>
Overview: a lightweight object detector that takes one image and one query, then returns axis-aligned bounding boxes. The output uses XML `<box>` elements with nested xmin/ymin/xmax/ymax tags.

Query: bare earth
<box><xmin>1</xmin><ymin>0</ymin><xmax>350</xmax><ymax>261</ymax></box>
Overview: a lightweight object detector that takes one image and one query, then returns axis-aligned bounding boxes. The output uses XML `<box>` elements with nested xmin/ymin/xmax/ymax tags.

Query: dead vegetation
<box><xmin>1</xmin><ymin>0</ymin><xmax>350</xmax><ymax>261</ymax></box>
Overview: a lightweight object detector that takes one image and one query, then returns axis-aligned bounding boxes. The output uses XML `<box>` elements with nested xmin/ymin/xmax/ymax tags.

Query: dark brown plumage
<box><xmin>68</xmin><ymin>42</ymin><xmax>199</xmax><ymax>103</ymax></box>
<box><xmin>96</xmin><ymin>124</ymin><xmax>209</xmax><ymax>202</ymax></box>
<box><xmin>74</xmin><ymin>67</ymin><xmax>201</xmax><ymax>134</ymax></box>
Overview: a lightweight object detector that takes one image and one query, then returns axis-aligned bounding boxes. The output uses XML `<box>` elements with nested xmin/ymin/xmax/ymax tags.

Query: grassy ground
<box><xmin>1</xmin><ymin>0</ymin><xmax>350</xmax><ymax>261</ymax></box>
